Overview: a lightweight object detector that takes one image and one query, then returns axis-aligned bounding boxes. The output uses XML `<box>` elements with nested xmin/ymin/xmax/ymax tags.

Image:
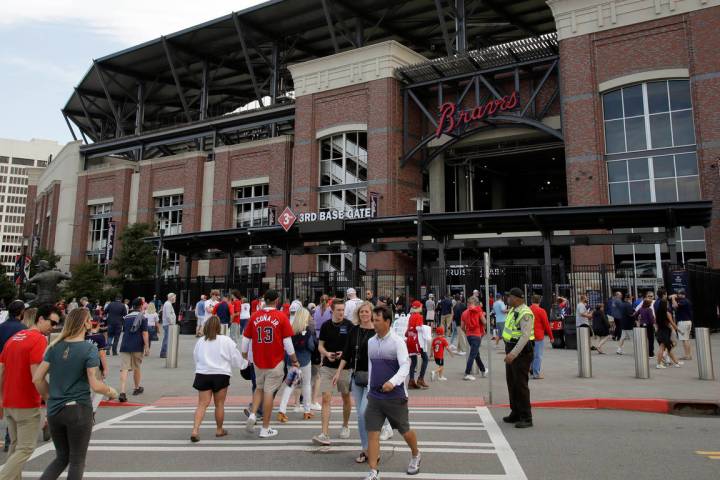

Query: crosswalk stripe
<box><xmin>85</xmin><ymin>445</ymin><xmax>496</xmax><ymax>454</ymax></box>
<box><xmin>89</xmin><ymin>439</ymin><xmax>493</xmax><ymax>447</ymax></box>
<box><xmin>102</xmin><ymin>424</ymin><xmax>486</xmax><ymax>431</ymax></box>
<box><xmin>22</xmin><ymin>471</ymin><xmax>512</xmax><ymax>479</ymax></box>
<box><xmin>115</xmin><ymin>420</ymin><xmax>480</xmax><ymax>426</ymax></box>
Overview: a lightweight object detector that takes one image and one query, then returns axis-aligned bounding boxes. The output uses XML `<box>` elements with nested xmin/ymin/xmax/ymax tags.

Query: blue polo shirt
<box><xmin>0</xmin><ymin>318</ymin><xmax>25</xmax><ymax>353</ymax></box>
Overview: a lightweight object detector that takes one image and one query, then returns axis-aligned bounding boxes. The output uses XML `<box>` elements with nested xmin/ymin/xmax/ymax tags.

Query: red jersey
<box><xmin>432</xmin><ymin>336</ymin><xmax>450</xmax><ymax>360</ymax></box>
<box><xmin>405</xmin><ymin>328</ymin><xmax>420</xmax><ymax>355</ymax></box>
<box><xmin>242</xmin><ymin>308</ymin><xmax>293</xmax><ymax>369</ymax></box>
<box><xmin>461</xmin><ymin>306</ymin><xmax>486</xmax><ymax>337</ymax></box>
<box><xmin>0</xmin><ymin>329</ymin><xmax>47</xmax><ymax>408</ymax></box>
<box><xmin>530</xmin><ymin>304</ymin><xmax>553</xmax><ymax>341</ymax></box>
<box><xmin>231</xmin><ymin>299</ymin><xmax>242</xmax><ymax>324</ymax></box>
<box><xmin>251</xmin><ymin>299</ymin><xmax>260</xmax><ymax>313</ymax></box>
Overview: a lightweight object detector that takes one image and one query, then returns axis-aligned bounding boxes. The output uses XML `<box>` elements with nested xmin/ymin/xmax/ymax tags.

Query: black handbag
<box><xmin>352</xmin><ymin>327</ymin><xmax>369</xmax><ymax>387</ymax></box>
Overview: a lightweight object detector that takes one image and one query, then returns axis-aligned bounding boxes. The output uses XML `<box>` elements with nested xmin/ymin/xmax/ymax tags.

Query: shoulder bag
<box><xmin>352</xmin><ymin>327</ymin><xmax>369</xmax><ymax>388</ymax></box>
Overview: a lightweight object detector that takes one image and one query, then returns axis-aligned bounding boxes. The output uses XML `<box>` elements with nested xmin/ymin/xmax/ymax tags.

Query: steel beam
<box><xmin>434</xmin><ymin>0</ymin><xmax>454</xmax><ymax>56</ymax></box>
<box><xmin>520</xmin><ymin>59</ymin><xmax>558</xmax><ymax>117</ymax></box>
<box><xmin>321</xmin><ymin>0</ymin><xmax>340</xmax><ymax>52</ymax></box>
<box><xmin>161</xmin><ymin>37</ymin><xmax>193</xmax><ymax>123</ymax></box>
<box><xmin>455</xmin><ymin>0</ymin><xmax>467</xmax><ymax>53</ymax></box>
<box><xmin>232</xmin><ymin>12</ymin><xmax>265</xmax><ymax>107</ymax></box>
<box><xmin>92</xmin><ymin>61</ymin><xmax>123</xmax><ymax>135</ymax></box>
<box><xmin>135</xmin><ymin>82</ymin><xmax>145</xmax><ymax>135</ymax></box>
<box><xmin>63</xmin><ymin>112</ymin><xmax>78</xmax><ymax>141</ymax></box>
<box><xmin>74</xmin><ymin>88</ymin><xmax>100</xmax><ymax>139</ymax></box>
<box><xmin>482</xmin><ymin>0</ymin><xmax>540</xmax><ymax>37</ymax></box>
<box><xmin>200</xmin><ymin>61</ymin><xmax>209</xmax><ymax>121</ymax></box>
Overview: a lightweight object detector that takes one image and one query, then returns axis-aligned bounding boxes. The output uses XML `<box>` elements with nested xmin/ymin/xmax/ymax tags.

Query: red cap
<box><xmin>411</xmin><ymin>300</ymin><xmax>422</xmax><ymax>309</ymax></box>
<box><xmin>435</xmin><ymin>326</ymin><xmax>444</xmax><ymax>335</ymax></box>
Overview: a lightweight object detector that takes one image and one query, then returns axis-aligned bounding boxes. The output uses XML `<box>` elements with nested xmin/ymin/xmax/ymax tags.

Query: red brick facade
<box><xmin>559</xmin><ymin>8</ymin><xmax>720</xmax><ymax>267</ymax></box>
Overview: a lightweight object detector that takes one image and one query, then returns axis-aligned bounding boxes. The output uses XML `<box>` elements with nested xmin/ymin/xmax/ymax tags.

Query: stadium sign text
<box><xmin>434</xmin><ymin>91</ymin><xmax>519</xmax><ymax>138</ymax></box>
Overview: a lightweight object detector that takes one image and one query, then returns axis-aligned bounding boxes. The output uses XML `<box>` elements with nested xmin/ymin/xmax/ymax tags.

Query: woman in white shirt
<box><xmin>191</xmin><ymin>315</ymin><xmax>244</xmax><ymax>442</ymax></box>
<box><xmin>145</xmin><ymin>302</ymin><xmax>160</xmax><ymax>345</ymax></box>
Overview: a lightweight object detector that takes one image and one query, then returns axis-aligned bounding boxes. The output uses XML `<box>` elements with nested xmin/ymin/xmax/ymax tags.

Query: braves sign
<box><xmin>434</xmin><ymin>91</ymin><xmax>519</xmax><ymax>138</ymax></box>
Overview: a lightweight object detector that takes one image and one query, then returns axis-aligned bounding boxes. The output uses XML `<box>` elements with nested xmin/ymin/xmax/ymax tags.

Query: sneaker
<box><xmin>430</xmin><ymin>371</ymin><xmax>437</xmax><ymax>381</ymax></box>
<box><xmin>118</xmin><ymin>393</ymin><xmax>127</xmax><ymax>403</ymax></box>
<box><xmin>457</xmin><ymin>350</ymin><xmax>467</xmax><ymax>355</ymax></box>
<box><xmin>132</xmin><ymin>386</ymin><xmax>144</xmax><ymax>396</ymax></box>
<box><xmin>502</xmin><ymin>414</ymin><xmax>519</xmax><ymax>423</ymax></box>
<box><xmin>656</xmin><ymin>364</ymin><xmax>667</xmax><ymax>369</ymax></box>
<box><xmin>673</xmin><ymin>362</ymin><xmax>683</xmax><ymax>368</ymax></box>
<box><xmin>277</xmin><ymin>412</ymin><xmax>289</xmax><ymax>423</ymax></box>
<box><xmin>481</xmin><ymin>368</ymin><xmax>489</xmax><ymax>378</ymax></box>
<box><xmin>364</xmin><ymin>470</ymin><xmax>379</xmax><ymax>480</ymax></box>
<box><xmin>438</xmin><ymin>376</ymin><xmax>448</xmax><ymax>381</ymax></box>
<box><xmin>463</xmin><ymin>374</ymin><xmax>476</xmax><ymax>381</ymax></box>
<box><xmin>616</xmin><ymin>348</ymin><xmax>623</xmax><ymax>355</ymax></box>
<box><xmin>339</xmin><ymin>426</ymin><xmax>351</xmax><ymax>439</ymax></box>
<box><xmin>245</xmin><ymin>413</ymin><xmax>257</xmax><ymax>432</ymax></box>
<box><xmin>407</xmin><ymin>453</ymin><xmax>422</xmax><ymax>475</ymax></box>
<box><xmin>310</xmin><ymin>402</ymin><xmax>322</xmax><ymax>411</ymax></box>
<box><xmin>379</xmin><ymin>424</ymin><xmax>393</xmax><ymax>441</ymax></box>
<box><xmin>312</xmin><ymin>433</ymin><xmax>331</xmax><ymax>446</ymax></box>
<box><xmin>259</xmin><ymin>427</ymin><xmax>278</xmax><ymax>438</ymax></box>
<box><xmin>515</xmin><ymin>418</ymin><xmax>533</xmax><ymax>428</ymax></box>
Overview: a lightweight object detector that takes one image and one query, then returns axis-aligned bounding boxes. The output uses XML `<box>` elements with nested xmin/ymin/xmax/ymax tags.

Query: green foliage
<box><xmin>0</xmin><ymin>266</ymin><xmax>17</xmax><ymax>304</ymax></box>
<box><xmin>63</xmin><ymin>261</ymin><xmax>106</xmax><ymax>301</ymax></box>
<box><xmin>30</xmin><ymin>248</ymin><xmax>62</xmax><ymax>278</ymax></box>
<box><xmin>111</xmin><ymin>223</ymin><xmax>157</xmax><ymax>282</ymax></box>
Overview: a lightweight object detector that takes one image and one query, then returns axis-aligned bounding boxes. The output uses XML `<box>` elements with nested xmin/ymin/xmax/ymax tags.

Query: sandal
<box><xmin>355</xmin><ymin>451</ymin><xmax>368</xmax><ymax>464</ymax></box>
<box><xmin>215</xmin><ymin>429</ymin><xmax>228</xmax><ymax>438</ymax></box>
<box><xmin>190</xmin><ymin>435</ymin><xmax>200</xmax><ymax>443</ymax></box>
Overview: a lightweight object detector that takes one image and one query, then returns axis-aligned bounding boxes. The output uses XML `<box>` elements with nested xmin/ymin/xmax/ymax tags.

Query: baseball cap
<box><xmin>411</xmin><ymin>300</ymin><xmax>422</xmax><ymax>309</ymax></box>
<box><xmin>435</xmin><ymin>326</ymin><xmax>444</xmax><ymax>335</ymax></box>
<box><xmin>346</xmin><ymin>288</ymin><xmax>356</xmax><ymax>296</ymax></box>
<box><xmin>289</xmin><ymin>300</ymin><xmax>303</xmax><ymax>313</ymax></box>
<box><xmin>506</xmin><ymin>287</ymin><xmax>524</xmax><ymax>298</ymax></box>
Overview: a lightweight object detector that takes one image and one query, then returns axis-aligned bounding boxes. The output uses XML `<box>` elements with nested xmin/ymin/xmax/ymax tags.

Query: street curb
<box><xmin>99</xmin><ymin>400</ymin><xmax>146</xmax><ymax>407</ymax></box>
<box><xmin>493</xmin><ymin>398</ymin><xmax>720</xmax><ymax>415</ymax></box>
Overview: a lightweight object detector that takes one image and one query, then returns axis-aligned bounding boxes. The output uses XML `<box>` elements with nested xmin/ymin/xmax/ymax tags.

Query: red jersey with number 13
<box><xmin>242</xmin><ymin>308</ymin><xmax>293</xmax><ymax>369</ymax></box>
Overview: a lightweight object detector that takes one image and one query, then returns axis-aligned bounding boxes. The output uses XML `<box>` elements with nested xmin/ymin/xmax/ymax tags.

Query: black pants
<box><xmin>642</xmin><ymin>325</ymin><xmax>655</xmax><ymax>357</ymax></box>
<box><xmin>505</xmin><ymin>342</ymin><xmax>534</xmax><ymax>420</ymax></box>
<box><xmin>107</xmin><ymin>321</ymin><xmax>122</xmax><ymax>355</ymax></box>
<box><xmin>40</xmin><ymin>404</ymin><xmax>93</xmax><ymax>480</ymax></box>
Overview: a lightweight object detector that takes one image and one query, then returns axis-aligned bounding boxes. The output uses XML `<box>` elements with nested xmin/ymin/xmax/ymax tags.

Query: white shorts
<box><xmin>676</xmin><ymin>321</ymin><xmax>692</xmax><ymax>341</ymax></box>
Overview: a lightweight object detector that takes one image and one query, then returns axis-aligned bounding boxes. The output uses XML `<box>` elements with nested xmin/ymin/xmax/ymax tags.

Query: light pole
<box><xmin>411</xmin><ymin>196</ymin><xmax>429</xmax><ymax>300</ymax></box>
<box><xmin>154</xmin><ymin>228</ymin><xmax>165</xmax><ymax>301</ymax></box>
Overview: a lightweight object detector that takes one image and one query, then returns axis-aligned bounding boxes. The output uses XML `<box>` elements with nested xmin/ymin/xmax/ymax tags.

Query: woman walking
<box><xmin>655</xmin><ymin>299</ymin><xmax>683</xmax><ymax>369</ymax></box>
<box><xmin>333</xmin><ymin>301</ymin><xmax>375</xmax><ymax>463</ymax></box>
<box><xmin>32</xmin><ymin>308</ymin><xmax>118</xmax><ymax>480</ymax></box>
<box><xmin>634</xmin><ymin>298</ymin><xmax>656</xmax><ymax>358</ymax></box>
<box><xmin>311</xmin><ymin>295</ymin><xmax>332</xmax><ymax>410</ymax></box>
<box><xmin>591</xmin><ymin>304</ymin><xmax>611</xmax><ymax>354</ymax></box>
<box><xmin>407</xmin><ymin>301</ymin><xmax>429</xmax><ymax>389</ymax></box>
<box><xmin>190</xmin><ymin>315</ymin><xmax>244</xmax><ymax>442</ymax></box>
<box><xmin>145</xmin><ymin>302</ymin><xmax>160</xmax><ymax>347</ymax></box>
<box><xmin>277</xmin><ymin>307</ymin><xmax>316</xmax><ymax>422</ymax></box>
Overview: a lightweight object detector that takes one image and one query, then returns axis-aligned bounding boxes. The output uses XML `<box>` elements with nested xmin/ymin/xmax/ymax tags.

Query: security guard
<box><xmin>502</xmin><ymin>287</ymin><xmax>535</xmax><ymax>428</ymax></box>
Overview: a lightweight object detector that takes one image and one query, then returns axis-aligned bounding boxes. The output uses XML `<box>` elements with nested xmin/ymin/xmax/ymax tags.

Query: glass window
<box><xmin>154</xmin><ymin>195</ymin><xmax>184</xmax><ymax>276</ymax></box>
<box><xmin>629</xmin><ymin>181</ymin><xmax>651</xmax><ymax>203</ymax></box>
<box><xmin>609</xmin><ymin>182</ymin><xmax>629</xmax><ymax>204</ymax></box>
<box><xmin>649</xmin><ymin>113</ymin><xmax>672</xmax><ymax>148</ymax></box>
<box><xmin>625</xmin><ymin>117</ymin><xmax>647</xmax><ymax>151</ymax></box>
<box><xmin>652</xmin><ymin>155</ymin><xmax>675</xmax><ymax>178</ymax></box>
<box><xmin>654</xmin><ymin>178</ymin><xmax>677</xmax><ymax>202</ymax></box>
<box><xmin>234</xmin><ymin>183</ymin><xmax>269</xmax><ymax>228</ymax></box>
<box><xmin>628</xmin><ymin>158</ymin><xmax>649</xmax><ymax>181</ymax></box>
<box><xmin>604</xmin><ymin>120</ymin><xmax>625</xmax><ymax>154</ymax></box>
<box><xmin>671</xmin><ymin>110</ymin><xmax>695</xmax><ymax>146</ymax></box>
<box><xmin>622</xmin><ymin>85</ymin><xmax>644</xmax><ymax>117</ymax></box>
<box><xmin>602</xmin><ymin>90</ymin><xmax>623</xmax><ymax>120</ymax></box>
<box><xmin>646</xmin><ymin>81</ymin><xmax>669</xmax><ymax>114</ymax></box>
<box><xmin>607</xmin><ymin>161</ymin><xmax>627</xmax><ymax>182</ymax></box>
<box><xmin>668</xmin><ymin>80</ymin><xmax>692</xmax><ymax>110</ymax></box>
<box><xmin>675</xmin><ymin>152</ymin><xmax>698</xmax><ymax>176</ymax></box>
<box><xmin>676</xmin><ymin>176</ymin><xmax>700</xmax><ymax>201</ymax></box>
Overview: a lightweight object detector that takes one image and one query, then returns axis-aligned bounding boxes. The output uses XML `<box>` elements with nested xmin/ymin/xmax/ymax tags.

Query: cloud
<box><xmin>0</xmin><ymin>0</ymin><xmax>265</xmax><ymax>46</ymax></box>
<box><xmin>0</xmin><ymin>55</ymin><xmax>82</xmax><ymax>83</ymax></box>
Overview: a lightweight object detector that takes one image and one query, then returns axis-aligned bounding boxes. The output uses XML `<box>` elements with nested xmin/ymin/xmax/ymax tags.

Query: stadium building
<box><xmin>25</xmin><ymin>0</ymin><xmax>718</xmax><ymax>304</ymax></box>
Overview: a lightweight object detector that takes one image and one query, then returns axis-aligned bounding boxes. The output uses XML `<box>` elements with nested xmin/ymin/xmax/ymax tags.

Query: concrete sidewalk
<box><xmin>100</xmin><ymin>331</ymin><xmax>720</xmax><ymax>407</ymax></box>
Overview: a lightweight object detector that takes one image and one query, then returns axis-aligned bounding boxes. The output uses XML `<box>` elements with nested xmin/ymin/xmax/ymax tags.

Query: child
<box><xmin>430</xmin><ymin>326</ymin><xmax>453</xmax><ymax>381</ymax></box>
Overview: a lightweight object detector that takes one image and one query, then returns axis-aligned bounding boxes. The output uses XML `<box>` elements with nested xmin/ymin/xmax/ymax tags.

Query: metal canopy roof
<box><xmin>63</xmin><ymin>0</ymin><xmax>555</xmax><ymax>145</ymax></box>
<box><xmin>156</xmin><ymin>201</ymin><xmax>713</xmax><ymax>257</ymax></box>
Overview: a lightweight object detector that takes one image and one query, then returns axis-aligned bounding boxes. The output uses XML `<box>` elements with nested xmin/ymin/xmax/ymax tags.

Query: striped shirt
<box><xmin>367</xmin><ymin>330</ymin><xmax>410</xmax><ymax>401</ymax></box>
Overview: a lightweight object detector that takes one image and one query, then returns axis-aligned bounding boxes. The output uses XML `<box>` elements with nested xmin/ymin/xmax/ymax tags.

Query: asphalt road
<box><xmin>7</xmin><ymin>404</ymin><xmax>718</xmax><ymax>479</ymax></box>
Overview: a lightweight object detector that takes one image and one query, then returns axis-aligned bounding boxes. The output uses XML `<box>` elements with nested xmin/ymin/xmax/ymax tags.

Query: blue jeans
<box><xmin>450</xmin><ymin>323</ymin><xmax>459</xmax><ymax>346</ymax></box>
<box><xmin>160</xmin><ymin>324</ymin><xmax>169</xmax><ymax>357</ymax></box>
<box><xmin>351</xmin><ymin>382</ymin><xmax>369</xmax><ymax>451</ymax></box>
<box><xmin>465</xmin><ymin>335</ymin><xmax>486</xmax><ymax>375</ymax></box>
<box><xmin>409</xmin><ymin>351</ymin><xmax>428</xmax><ymax>380</ymax></box>
<box><xmin>531</xmin><ymin>339</ymin><xmax>544</xmax><ymax>377</ymax></box>
<box><xmin>107</xmin><ymin>321</ymin><xmax>122</xmax><ymax>355</ymax></box>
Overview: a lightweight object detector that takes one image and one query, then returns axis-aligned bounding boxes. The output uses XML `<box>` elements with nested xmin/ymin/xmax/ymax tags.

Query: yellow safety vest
<box><xmin>502</xmin><ymin>304</ymin><xmax>535</xmax><ymax>342</ymax></box>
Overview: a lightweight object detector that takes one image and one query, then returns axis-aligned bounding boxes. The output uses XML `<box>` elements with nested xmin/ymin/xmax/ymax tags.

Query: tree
<box><xmin>111</xmin><ymin>223</ymin><xmax>157</xmax><ymax>282</ymax></box>
<box><xmin>63</xmin><ymin>261</ymin><xmax>105</xmax><ymax>301</ymax></box>
<box><xmin>30</xmin><ymin>248</ymin><xmax>62</xmax><ymax>278</ymax></box>
<box><xmin>0</xmin><ymin>266</ymin><xmax>16</xmax><ymax>304</ymax></box>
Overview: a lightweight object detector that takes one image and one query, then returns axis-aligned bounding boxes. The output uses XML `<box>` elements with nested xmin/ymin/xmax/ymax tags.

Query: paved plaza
<box><xmin>3</xmin><ymin>332</ymin><xmax>718</xmax><ymax>479</ymax></box>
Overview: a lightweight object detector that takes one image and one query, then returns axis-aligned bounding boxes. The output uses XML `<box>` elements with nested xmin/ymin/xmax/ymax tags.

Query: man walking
<box><xmin>344</xmin><ymin>288</ymin><xmax>362</xmax><ymax>322</ymax></box>
<box><xmin>119</xmin><ymin>298</ymin><xmax>149</xmax><ymax>403</ymax></box>
<box><xmin>0</xmin><ymin>300</ymin><xmax>26</xmax><ymax>353</ymax></box>
<box><xmin>195</xmin><ymin>294</ymin><xmax>207</xmax><ymax>337</ymax></box>
<box><xmin>492</xmin><ymin>293</ymin><xmax>508</xmax><ymax>347</ymax></box>
<box><xmin>529</xmin><ymin>295</ymin><xmax>553</xmax><ymax>379</ymax></box>
<box><xmin>160</xmin><ymin>293</ymin><xmax>176</xmax><ymax>358</ymax></box>
<box><xmin>671</xmin><ymin>289</ymin><xmax>693</xmax><ymax>360</ymax></box>
<box><xmin>242</xmin><ymin>290</ymin><xmax>298</xmax><ymax>438</ymax></box>
<box><xmin>461</xmin><ymin>296</ymin><xmax>487</xmax><ymax>380</ymax></box>
<box><xmin>502</xmin><ymin>288</ymin><xmax>535</xmax><ymax>428</ymax></box>
<box><xmin>0</xmin><ymin>304</ymin><xmax>60</xmax><ymax>478</ymax></box>
<box><xmin>450</xmin><ymin>295</ymin><xmax>468</xmax><ymax>354</ymax></box>
<box><xmin>105</xmin><ymin>295</ymin><xmax>127</xmax><ymax>356</ymax></box>
<box><xmin>364</xmin><ymin>305</ymin><xmax>421</xmax><ymax>479</ymax></box>
<box><xmin>313</xmin><ymin>299</ymin><xmax>353</xmax><ymax>446</ymax></box>
<box><xmin>438</xmin><ymin>294</ymin><xmax>453</xmax><ymax>335</ymax></box>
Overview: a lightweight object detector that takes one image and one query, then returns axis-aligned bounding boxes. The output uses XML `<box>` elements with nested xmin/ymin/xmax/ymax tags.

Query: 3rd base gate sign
<box><xmin>278</xmin><ymin>194</ymin><xmax>379</xmax><ymax>232</ymax></box>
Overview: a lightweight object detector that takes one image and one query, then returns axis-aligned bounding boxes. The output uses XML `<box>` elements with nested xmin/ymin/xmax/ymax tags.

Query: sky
<box><xmin>0</xmin><ymin>0</ymin><xmax>265</xmax><ymax>144</ymax></box>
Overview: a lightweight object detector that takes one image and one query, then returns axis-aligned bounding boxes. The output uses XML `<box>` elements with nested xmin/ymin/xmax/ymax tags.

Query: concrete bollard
<box><xmin>695</xmin><ymin>327</ymin><xmax>715</xmax><ymax>381</ymax></box>
<box><xmin>165</xmin><ymin>324</ymin><xmax>180</xmax><ymax>369</ymax></box>
<box><xmin>577</xmin><ymin>327</ymin><xmax>592</xmax><ymax>378</ymax></box>
<box><xmin>633</xmin><ymin>327</ymin><xmax>650</xmax><ymax>379</ymax></box>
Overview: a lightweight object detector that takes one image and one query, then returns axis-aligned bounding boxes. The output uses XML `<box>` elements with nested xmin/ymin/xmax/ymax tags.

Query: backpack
<box><xmin>216</xmin><ymin>302</ymin><xmax>230</xmax><ymax>323</ymax></box>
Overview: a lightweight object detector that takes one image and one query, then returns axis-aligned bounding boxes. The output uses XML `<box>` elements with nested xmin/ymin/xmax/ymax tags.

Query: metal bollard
<box><xmin>695</xmin><ymin>327</ymin><xmax>715</xmax><ymax>381</ymax></box>
<box><xmin>165</xmin><ymin>324</ymin><xmax>180</xmax><ymax>369</ymax></box>
<box><xmin>633</xmin><ymin>327</ymin><xmax>650</xmax><ymax>379</ymax></box>
<box><xmin>577</xmin><ymin>326</ymin><xmax>592</xmax><ymax>378</ymax></box>
<box><xmin>220</xmin><ymin>324</ymin><xmax>229</xmax><ymax>336</ymax></box>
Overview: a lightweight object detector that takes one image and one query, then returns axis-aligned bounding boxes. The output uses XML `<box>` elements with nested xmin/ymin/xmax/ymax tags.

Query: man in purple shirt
<box><xmin>364</xmin><ymin>306</ymin><xmax>420</xmax><ymax>480</ymax></box>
